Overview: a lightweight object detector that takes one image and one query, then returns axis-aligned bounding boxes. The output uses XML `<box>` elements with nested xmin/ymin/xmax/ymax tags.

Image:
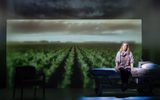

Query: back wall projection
<box><xmin>7</xmin><ymin>19</ymin><xmax>142</xmax><ymax>88</ymax></box>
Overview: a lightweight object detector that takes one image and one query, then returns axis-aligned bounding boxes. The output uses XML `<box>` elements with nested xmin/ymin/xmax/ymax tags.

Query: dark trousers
<box><xmin>119</xmin><ymin>67</ymin><xmax>131</xmax><ymax>84</ymax></box>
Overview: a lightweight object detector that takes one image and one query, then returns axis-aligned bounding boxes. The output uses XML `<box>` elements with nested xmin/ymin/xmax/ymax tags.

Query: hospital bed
<box><xmin>89</xmin><ymin>62</ymin><xmax>160</xmax><ymax>95</ymax></box>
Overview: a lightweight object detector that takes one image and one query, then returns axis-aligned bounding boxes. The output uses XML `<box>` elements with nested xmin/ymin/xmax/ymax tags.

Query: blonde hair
<box><xmin>119</xmin><ymin>42</ymin><xmax>130</xmax><ymax>52</ymax></box>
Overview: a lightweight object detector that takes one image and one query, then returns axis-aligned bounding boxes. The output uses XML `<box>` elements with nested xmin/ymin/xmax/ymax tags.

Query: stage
<box><xmin>1</xmin><ymin>88</ymin><xmax>160</xmax><ymax>100</ymax></box>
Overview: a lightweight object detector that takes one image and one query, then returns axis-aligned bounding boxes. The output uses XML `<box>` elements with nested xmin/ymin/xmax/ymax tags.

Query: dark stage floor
<box><xmin>1</xmin><ymin>88</ymin><xmax>160</xmax><ymax>100</ymax></box>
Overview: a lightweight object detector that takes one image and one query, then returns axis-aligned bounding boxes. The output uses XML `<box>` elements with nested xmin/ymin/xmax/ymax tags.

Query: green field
<box><xmin>7</xmin><ymin>42</ymin><xmax>141</xmax><ymax>88</ymax></box>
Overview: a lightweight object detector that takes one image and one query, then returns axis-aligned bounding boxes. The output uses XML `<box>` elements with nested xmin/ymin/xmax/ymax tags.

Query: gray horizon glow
<box><xmin>7</xmin><ymin>32</ymin><xmax>141</xmax><ymax>43</ymax></box>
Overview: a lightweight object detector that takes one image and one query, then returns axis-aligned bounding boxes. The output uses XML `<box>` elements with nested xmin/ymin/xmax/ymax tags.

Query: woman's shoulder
<box><xmin>117</xmin><ymin>51</ymin><xmax>121</xmax><ymax>54</ymax></box>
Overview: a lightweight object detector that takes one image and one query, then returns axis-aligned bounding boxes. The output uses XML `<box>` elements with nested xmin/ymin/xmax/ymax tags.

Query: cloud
<box><xmin>7</xmin><ymin>20</ymin><xmax>141</xmax><ymax>36</ymax></box>
<box><xmin>7</xmin><ymin>20</ymin><xmax>68</xmax><ymax>33</ymax></box>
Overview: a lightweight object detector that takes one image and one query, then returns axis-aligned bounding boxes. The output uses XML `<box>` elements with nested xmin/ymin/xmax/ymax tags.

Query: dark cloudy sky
<box><xmin>7</xmin><ymin>20</ymin><xmax>141</xmax><ymax>43</ymax></box>
<box><xmin>7</xmin><ymin>0</ymin><xmax>135</xmax><ymax>18</ymax></box>
<box><xmin>7</xmin><ymin>0</ymin><xmax>160</xmax><ymax>19</ymax></box>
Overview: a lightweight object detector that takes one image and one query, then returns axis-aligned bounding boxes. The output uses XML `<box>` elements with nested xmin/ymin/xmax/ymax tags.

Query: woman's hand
<box><xmin>115</xmin><ymin>66</ymin><xmax>119</xmax><ymax>72</ymax></box>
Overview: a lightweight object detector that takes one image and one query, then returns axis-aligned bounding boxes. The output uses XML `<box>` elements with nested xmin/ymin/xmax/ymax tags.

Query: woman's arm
<box><xmin>115</xmin><ymin>51</ymin><xmax>120</xmax><ymax>71</ymax></box>
<box><xmin>115</xmin><ymin>62</ymin><xmax>120</xmax><ymax>72</ymax></box>
<box><xmin>115</xmin><ymin>51</ymin><xmax>120</xmax><ymax>63</ymax></box>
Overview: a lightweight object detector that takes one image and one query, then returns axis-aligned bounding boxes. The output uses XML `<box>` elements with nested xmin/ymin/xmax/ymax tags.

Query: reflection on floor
<box><xmin>0</xmin><ymin>88</ymin><xmax>160</xmax><ymax>100</ymax></box>
<box><xmin>80</xmin><ymin>96</ymin><xmax>157</xmax><ymax>100</ymax></box>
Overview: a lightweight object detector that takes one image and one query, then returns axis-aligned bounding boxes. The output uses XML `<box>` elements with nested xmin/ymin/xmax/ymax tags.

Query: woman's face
<box><xmin>122</xmin><ymin>43</ymin><xmax>128</xmax><ymax>51</ymax></box>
